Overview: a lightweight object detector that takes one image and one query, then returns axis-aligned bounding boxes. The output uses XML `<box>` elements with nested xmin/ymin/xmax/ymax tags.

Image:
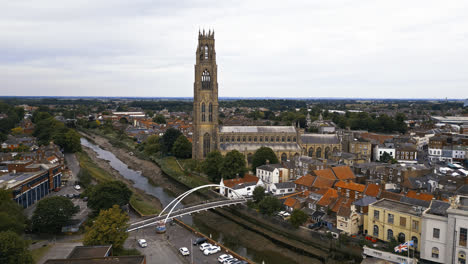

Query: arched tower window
<box><xmin>202</xmin><ymin>70</ymin><xmax>211</xmax><ymax>90</ymax></box>
<box><xmin>203</xmin><ymin>133</ymin><xmax>211</xmax><ymax>158</ymax></box>
<box><xmin>201</xmin><ymin>103</ymin><xmax>206</xmax><ymax>122</ymax></box>
<box><xmin>204</xmin><ymin>45</ymin><xmax>209</xmax><ymax>60</ymax></box>
<box><xmin>209</xmin><ymin>103</ymin><xmax>213</xmax><ymax>122</ymax></box>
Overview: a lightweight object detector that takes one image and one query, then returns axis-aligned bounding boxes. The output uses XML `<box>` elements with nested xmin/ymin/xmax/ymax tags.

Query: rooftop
<box><xmin>257</xmin><ymin>164</ymin><xmax>283</xmax><ymax>172</ymax></box>
<box><xmin>44</xmin><ymin>256</ymin><xmax>145</xmax><ymax>264</ymax></box>
<box><xmin>372</xmin><ymin>199</ymin><xmax>425</xmax><ymax>216</ymax></box>
<box><xmin>67</xmin><ymin>245</ymin><xmax>112</xmax><ymax>259</ymax></box>
<box><xmin>219</xmin><ymin>143</ymin><xmax>301</xmax><ymax>152</ymax></box>
<box><xmin>294</xmin><ymin>174</ymin><xmax>316</xmax><ymax>187</ymax></box>
<box><xmin>331</xmin><ymin>166</ymin><xmax>356</xmax><ymax>181</ymax></box>
<box><xmin>301</xmin><ymin>134</ymin><xmax>340</xmax><ymax>144</ymax></box>
<box><xmin>220</xmin><ymin>126</ymin><xmax>297</xmax><ymax>133</ymax></box>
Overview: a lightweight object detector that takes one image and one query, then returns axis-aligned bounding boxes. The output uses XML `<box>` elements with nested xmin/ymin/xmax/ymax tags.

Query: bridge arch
<box><xmin>159</xmin><ymin>184</ymin><xmax>247</xmax><ymax>224</ymax></box>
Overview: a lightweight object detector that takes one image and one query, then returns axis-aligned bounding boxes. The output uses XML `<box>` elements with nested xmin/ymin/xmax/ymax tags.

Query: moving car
<box><xmin>179</xmin><ymin>247</ymin><xmax>190</xmax><ymax>256</ymax></box>
<box><xmin>199</xmin><ymin>242</ymin><xmax>212</xmax><ymax>251</ymax></box>
<box><xmin>137</xmin><ymin>239</ymin><xmax>147</xmax><ymax>248</ymax></box>
<box><xmin>193</xmin><ymin>237</ymin><xmax>207</xmax><ymax>245</ymax></box>
<box><xmin>218</xmin><ymin>254</ymin><xmax>233</xmax><ymax>263</ymax></box>
<box><xmin>203</xmin><ymin>245</ymin><xmax>221</xmax><ymax>255</ymax></box>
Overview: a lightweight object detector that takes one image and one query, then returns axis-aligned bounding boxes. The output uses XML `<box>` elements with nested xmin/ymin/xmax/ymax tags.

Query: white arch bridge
<box><xmin>127</xmin><ymin>184</ymin><xmax>247</xmax><ymax>232</ymax></box>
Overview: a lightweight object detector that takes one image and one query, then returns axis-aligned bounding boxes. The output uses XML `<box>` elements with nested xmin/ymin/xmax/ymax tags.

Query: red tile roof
<box><xmin>222</xmin><ymin>174</ymin><xmax>259</xmax><ymax>188</ymax></box>
<box><xmin>364</xmin><ymin>184</ymin><xmax>381</xmax><ymax>197</ymax></box>
<box><xmin>335</xmin><ymin>181</ymin><xmax>365</xmax><ymax>192</ymax></box>
<box><xmin>331</xmin><ymin>166</ymin><xmax>356</xmax><ymax>181</ymax></box>
<box><xmin>317</xmin><ymin>188</ymin><xmax>338</xmax><ymax>207</ymax></box>
<box><xmin>294</xmin><ymin>174</ymin><xmax>316</xmax><ymax>187</ymax></box>
<box><xmin>284</xmin><ymin>197</ymin><xmax>298</xmax><ymax>207</ymax></box>
<box><xmin>379</xmin><ymin>190</ymin><xmax>403</xmax><ymax>201</ymax></box>
<box><xmin>313</xmin><ymin>177</ymin><xmax>335</xmax><ymax>189</ymax></box>
<box><xmin>313</xmin><ymin>168</ymin><xmax>337</xmax><ymax>180</ymax></box>
<box><xmin>406</xmin><ymin>190</ymin><xmax>434</xmax><ymax>202</ymax></box>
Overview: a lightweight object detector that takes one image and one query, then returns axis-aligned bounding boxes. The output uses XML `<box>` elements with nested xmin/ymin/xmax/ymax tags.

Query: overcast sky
<box><xmin>1</xmin><ymin>0</ymin><xmax>467</xmax><ymax>99</ymax></box>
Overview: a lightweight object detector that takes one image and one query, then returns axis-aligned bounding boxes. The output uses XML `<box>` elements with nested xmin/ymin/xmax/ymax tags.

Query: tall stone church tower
<box><xmin>192</xmin><ymin>30</ymin><xmax>219</xmax><ymax>160</ymax></box>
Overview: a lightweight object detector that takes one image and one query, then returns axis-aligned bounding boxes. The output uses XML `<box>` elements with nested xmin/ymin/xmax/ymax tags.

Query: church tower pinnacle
<box><xmin>192</xmin><ymin>29</ymin><xmax>219</xmax><ymax>159</ymax></box>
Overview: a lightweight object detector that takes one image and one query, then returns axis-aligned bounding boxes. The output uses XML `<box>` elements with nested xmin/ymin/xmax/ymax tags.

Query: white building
<box><xmin>256</xmin><ymin>164</ymin><xmax>288</xmax><ymax>192</ymax></box>
<box><xmin>421</xmin><ymin>187</ymin><xmax>468</xmax><ymax>264</ymax></box>
<box><xmin>219</xmin><ymin>174</ymin><xmax>263</xmax><ymax>198</ymax></box>
<box><xmin>270</xmin><ymin>182</ymin><xmax>296</xmax><ymax>196</ymax></box>
<box><xmin>373</xmin><ymin>145</ymin><xmax>396</xmax><ymax>161</ymax></box>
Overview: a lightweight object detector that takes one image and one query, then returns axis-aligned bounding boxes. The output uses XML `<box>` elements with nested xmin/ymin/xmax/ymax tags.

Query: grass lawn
<box><xmin>155</xmin><ymin>156</ymin><xmax>210</xmax><ymax>188</ymax></box>
<box><xmin>130</xmin><ymin>192</ymin><xmax>159</xmax><ymax>216</ymax></box>
<box><xmin>76</xmin><ymin>151</ymin><xmax>113</xmax><ymax>183</ymax></box>
<box><xmin>31</xmin><ymin>244</ymin><xmax>52</xmax><ymax>263</ymax></box>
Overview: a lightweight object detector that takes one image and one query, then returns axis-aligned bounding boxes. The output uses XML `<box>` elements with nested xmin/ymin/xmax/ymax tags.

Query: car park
<box><xmin>193</xmin><ymin>237</ymin><xmax>207</xmax><ymax>245</ymax></box>
<box><xmin>203</xmin><ymin>245</ymin><xmax>221</xmax><ymax>255</ymax></box>
<box><xmin>199</xmin><ymin>242</ymin><xmax>212</xmax><ymax>251</ymax></box>
<box><xmin>218</xmin><ymin>254</ymin><xmax>233</xmax><ymax>263</ymax></box>
<box><xmin>179</xmin><ymin>247</ymin><xmax>190</xmax><ymax>256</ymax></box>
<box><xmin>137</xmin><ymin>239</ymin><xmax>147</xmax><ymax>248</ymax></box>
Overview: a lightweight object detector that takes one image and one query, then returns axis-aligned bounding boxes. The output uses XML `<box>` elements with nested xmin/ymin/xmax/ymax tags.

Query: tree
<box><xmin>32</xmin><ymin>196</ymin><xmax>79</xmax><ymax>234</ymax></box>
<box><xmin>202</xmin><ymin>151</ymin><xmax>224</xmax><ymax>182</ymax></box>
<box><xmin>160</xmin><ymin>128</ymin><xmax>182</xmax><ymax>155</ymax></box>
<box><xmin>251</xmin><ymin>147</ymin><xmax>279</xmax><ymax>173</ymax></box>
<box><xmin>0</xmin><ymin>231</ymin><xmax>33</xmax><ymax>264</ymax></box>
<box><xmin>289</xmin><ymin>209</ymin><xmax>308</xmax><ymax>228</ymax></box>
<box><xmin>143</xmin><ymin>135</ymin><xmax>160</xmax><ymax>155</ymax></box>
<box><xmin>252</xmin><ymin>186</ymin><xmax>266</xmax><ymax>203</ymax></box>
<box><xmin>55</xmin><ymin>129</ymin><xmax>81</xmax><ymax>153</ymax></box>
<box><xmin>221</xmin><ymin>150</ymin><xmax>247</xmax><ymax>179</ymax></box>
<box><xmin>84</xmin><ymin>205</ymin><xmax>129</xmax><ymax>249</ymax></box>
<box><xmin>10</xmin><ymin>127</ymin><xmax>23</xmax><ymax>135</ymax></box>
<box><xmin>258</xmin><ymin>196</ymin><xmax>281</xmax><ymax>216</ymax></box>
<box><xmin>152</xmin><ymin>114</ymin><xmax>166</xmax><ymax>124</ymax></box>
<box><xmin>172</xmin><ymin>135</ymin><xmax>192</xmax><ymax>159</ymax></box>
<box><xmin>87</xmin><ymin>181</ymin><xmax>132</xmax><ymax>213</ymax></box>
<box><xmin>0</xmin><ymin>189</ymin><xmax>26</xmax><ymax>234</ymax></box>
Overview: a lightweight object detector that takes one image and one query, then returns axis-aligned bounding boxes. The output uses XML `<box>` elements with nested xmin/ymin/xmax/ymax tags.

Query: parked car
<box><xmin>224</xmin><ymin>258</ymin><xmax>238</xmax><ymax>264</ymax></box>
<box><xmin>179</xmin><ymin>247</ymin><xmax>190</xmax><ymax>256</ymax></box>
<box><xmin>218</xmin><ymin>254</ymin><xmax>233</xmax><ymax>263</ymax></box>
<box><xmin>82</xmin><ymin>196</ymin><xmax>88</xmax><ymax>201</ymax></box>
<box><xmin>74</xmin><ymin>185</ymin><xmax>81</xmax><ymax>190</ymax></box>
<box><xmin>137</xmin><ymin>239</ymin><xmax>147</xmax><ymax>248</ymax></box>
<box><xmin>203</xmin><ymin>245</ymin><xmax>221</xmax><ymax>255</ymax></box>
<box><xmin>199</xmin><ymin>243</ymin><xmax>212</xmax><ymax>251</ymax></box>
<box><xmin>193</xmin><ymin>237</ymin><xmax>207</xmax><ymax>245</ymax></box>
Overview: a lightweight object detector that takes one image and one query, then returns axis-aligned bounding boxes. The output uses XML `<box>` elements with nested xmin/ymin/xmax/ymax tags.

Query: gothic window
<box><xmin>271</xmin><ymin>136</ymin><xmax>275</xmax><ymax>142</ymax></box>
<box><xmin>373</xmin><ymin>225</ymin><xmax>379</xmax><ymax>237</ymax></box>
<box><xmin>249</xmin><ymin>136</ymin><xmax>252</xmax><ymax>142</ymax></box>
<box><xmin>287</xmin><ymin>137</ymin><xmax>291</xmax><ymax>142</ymax></box>
<box><xmin>260</xmin><ymin>136</ymin><xmax>263</xmax><ymax>142</ymax></box>
<box><xmin>201</xmin><ymin>103</ymin><xmax>206</xmax><ymax>122</ymax></box>
<box><xmin>276</xmin><ymin>136</ymin><xmax>280</xmax><ymax>142</ymax></box>
<box><xmin>203</xmin><ymin>133</ymin><xmax>210</xmax><ymax>158</ymax></box>
<box><xmin>282</xmin><ymin>137</ymin><xmax>285</xmax><ymax>142</ymax></box>
<box><xmin>237</xmin><ymin>137</ymin><xmax>240</xmax><ymax>142</ymax></box>
<box><xmin>254</xmin><ymin>137</ymin><xmax>257</xmax><ymax>142</ymax></box>
<box><xmin>308</xmin><ymin>148</ymin><xmax>314</xmax><ymax>157</ymax></box>
<box><xmin>243</xmin><ymin>137</ymin><xmax>246</xmax><ymax>142</ymax></box>
<box><xmin>220</xmin><ymin>137</ymin><xmax>224</xmax><ymax>143</ymax></box>
<box><xmin>231</xmin><ymin>137</ymin><xmax>235</xmax><ymax>142</ymax></box>
<box><xmin>209</xmin><ymin>103</ymin><xmax>213</xmax><ymax>121</ymax></box>
<box><xmin>265</xmin><ymin>137</ymin><xmax>268</xmax><ymax>142</ymax></box>
<box><xmin>204</xmin><ymin>45</ymin><xmax>209</xmax><ymax>59</ymax></box>
<box><xmin>325</xmin><ymin>147</ymin><xmax>330</xmax><ymax>159</ymax></box>
<box><xmin>201</xmin><ymin>70</ymin><xmax>211</xmax><ymax>90</ymax></box>
<box><xmin>316</xmin><ymin>147</ymin><xmax>322</xmax><ymax>158</ymax></box>
<box><xmin>293</xmin><ymin>137</ymin><xmax>296</xmax><ymax>142</ymax></box>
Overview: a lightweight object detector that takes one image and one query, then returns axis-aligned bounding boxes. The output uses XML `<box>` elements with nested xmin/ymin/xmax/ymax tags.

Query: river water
<box><xmin>80</xmin><ymin>138</ymin><xmax>319</xmax><ymax>264</ymax></box>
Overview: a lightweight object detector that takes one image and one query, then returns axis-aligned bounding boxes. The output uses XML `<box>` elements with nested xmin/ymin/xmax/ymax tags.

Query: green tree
<box><xmin>152</xmin><ymin>114</ymin><xmax>166</xmax><ymax>124</ymax></box>
<box><xmin>32</xmin><ymin>196</ymin><xmax>79</xmax><ymax>234</ymax></box>
<box><xmin>56</xmin><ymin>129</ymin><xmax>82</xmax><ymax>153</ymax></box>
<box><xmin>251</xmin><ymin>147</ymin><xmax>279</xmax><ymax>173</ymax></box>
<box><xmin>143</xmin><ymin>135</ymin><xmax>160</xmax><ymax>155</ymax></box>
<box><xmin>258</xmin><ymin>196</ymin><xmax>281</xmax><ymax>216</ymax></box>
<box><xmin>160</xmin><ymin>128</ymin><xmax>182</xmax><ymax>155</ymax></box>
<box><xmin>87</xmin><ymin>181</ymin><xmax>132</xmax><ymax>213</ymax></box>
<box><xmin>289</xmin><ymin>209</ymin><xmax>308</xmax><ymax>228</ymax></box>
<box><xmin>84</xmin><ymin>205</ymin><xmax>129</xmax><ymax>249</ymax></box>
<box><xmin>0</xmin><ymin>231</ymin><xmax>33</xmax><ymax>264</ymax></box>
<box><xmin>202</xmin><ymin>151</ymin><xmax>224</xmax><ymax>182</ymax></box>
<box><xmin>221</xmin><ymin>150</ymin><xmax>247</xmax><ymax>179</ymax></box>
<box><xmin>78</xmin><ymin>168</ymin><xmax>92</xmax><ymax>188</ymax></box>
<box><xmin>0</xmin><ymin>189</ymin><xmax>26</xmax><ymax>234</ymax></box>
<box><xmin>252</xmin><ymin>186</ymin><xmax>266</xmax><ymax>203</ymax></box>
<box><xmin>172</xmin><ymin>135</ymin><xmax>192</xmax><ymax>159</ymax></box>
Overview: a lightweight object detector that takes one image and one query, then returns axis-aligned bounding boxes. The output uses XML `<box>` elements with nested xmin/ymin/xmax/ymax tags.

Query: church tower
<box><xmin>192</xmin><ymin>29</ymin><xmax>219</xmax><ymax>160</ymax></box>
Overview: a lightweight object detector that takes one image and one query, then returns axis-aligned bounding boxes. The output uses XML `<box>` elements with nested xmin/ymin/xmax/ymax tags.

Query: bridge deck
<box><xmin>127</xmin><ymin>199</ymin><xmax>246</xmax><ymax>232</ymax></box>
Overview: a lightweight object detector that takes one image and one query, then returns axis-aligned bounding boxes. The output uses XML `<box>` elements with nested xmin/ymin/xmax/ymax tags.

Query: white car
<box><xmin>74</xmin><ymin>185</ymin><xmax>81</xmax><ymax>190</ymax></box>
<box><xmin>179</xmin><ymin>247</ymin><xmax>190</xmax><ymax>256</ymax></box>
<box><xmin>218</xmin><ymin>254</ymin><xmax>233</xmax><ymax>263</ymax></box>
<box><xmin>137</xmin><ymin>239</ymin><xmax>147</xmax><ymax>248</ymax></box>
<box><xmin>224</xmin><ymin>258</ymin><xmax>238</xmax><ymax>264</ymax></box>
<box><xmin>282</xmin><ymin>212</ymin><xmax>291</xmax><ymax>218</ymax></box>
<box><xmin>203</xmin><ymin>245</ymin><xmax>221</xmax><ymax>255</ymax></box>
<box><xmin>199</xmin><ymin>242</ymin><xmax>212</xmax><ymax>251</ymax></box>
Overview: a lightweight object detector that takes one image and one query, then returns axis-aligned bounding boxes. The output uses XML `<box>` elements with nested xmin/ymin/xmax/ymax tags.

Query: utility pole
<box><xmin>190</xmin><ymin>238</ymin><xmax>193</xmax><ymax>264</ymax></box>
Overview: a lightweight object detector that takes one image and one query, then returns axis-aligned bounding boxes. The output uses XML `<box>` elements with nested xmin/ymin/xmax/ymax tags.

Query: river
<box><xmin>81</xmin><ymin>137</ymin><xmax>321</xmax><ymax>264</ymax></box>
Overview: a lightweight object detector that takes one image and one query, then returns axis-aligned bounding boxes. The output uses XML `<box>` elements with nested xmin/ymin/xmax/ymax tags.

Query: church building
<box><xmin>192</xmin><ymin>30</ymin><xmax>341</xmax><ymax>162</ymax></box>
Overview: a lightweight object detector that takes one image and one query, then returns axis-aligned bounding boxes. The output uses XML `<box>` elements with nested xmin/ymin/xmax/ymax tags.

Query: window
<box><xmin>287</xmin><ymin>137</ymin><xmax>291</xmax><ymax>142</ymax></box>
<box><xmin>388</xmin><ymin>214</ymin><xmax>394</xmax><ymax>224</ymax></box>
<box><xmin>460</xmin><ymin>228</ymin><xmax>467</xmax><ymax>247</ymax></box>
<box><xmin>374</xmin><ymin>210</ymin><xmax>380</xmax><ymax>220</ymax></box>
<box><xmin>412</xmin><ymin>236</ymin><xmax>418</xmax><ymax>249</ymax></box>
<box><xmin>265</xmin><ymin>137</ymin><xmax>268</xmax><ymax>142</ymax></box>
<box><xmin>201</xmin><ymin>103</ymin><xmax>206</xmax><ymax>122</ymax></box>
<box><xmin>432</xmin><ymin>247</ymin><xmax>439</xmax><ymax>258</ymax></box>
<box><xmin>387</xmin><ymin>229</ymin><xmax>394</xmax><ymax>240</ymax></box>
<box><xmin>400</xmin><ymin>217</ymin><xmax>406</xmax><ymax>227</ymax></box>
<box><xmin>254</xmin><ymin>137</ymin><xmax>257</xmax><ymax>142</ymax></box>
<box><xmin>201</xmin><ymin>70</ymin><xmax>211</xmax><ymax>90</ymax></box>
<box><xmin>249</xmin><ymin>136</ymin><xmax>252</xmax><ymax>142</ymax></box>
<box><xmin>433</xmin><ymin>228</ymin><xmax>440</xmax><ymax>239</ymax></box>
<box><xmin>209</xmin><ymin>103</ymin><xmax>213</xmax><ymax>121</ymax></box>
<box><xmin>412</xmin><ymin>220</ymin><xmax>419</xmax><ymax>231</ymax></box>
<box><xmin>398</xmin><ymin>233</ymin><xmax>406</xmax><ymax>243</ymax></box>
<box><xmin>346</xmin><ymin>189</ymin><xmax>350</xmax><ymax>197</ymax></box>
<box><xmin>220</xmin><ymin>137</ymin><xmax>224</xmax><ymax>142</ymax></box>
<box><xmin>282</xmin><ymin>136</ymin><xmax>285</xmax><ymax>142</ymax></box>
<box><xmin>259</xmin><ymin>136</ymin><xmax>263</xmax><ymax>142</ymax></box>
<box><xmin>243</xmin><ymin>137</ymin><xmax>246</xmax><ymax>142</ymax></box>
<box><xmin>373</xmin><ymin>225</ymin><xmax>379</xmax><ymax>237</ymax></box>
<box><xmin>237</xmin><ymin>137</ymin><xmax>240</xmax><ymax>142</ymax></box>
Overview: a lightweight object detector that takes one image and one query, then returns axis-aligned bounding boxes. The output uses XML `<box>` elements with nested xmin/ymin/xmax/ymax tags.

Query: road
<box><xmin>127</xmin><ymin>222</ymin><xmax>232</xmax><ymax>264</ymax></box>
